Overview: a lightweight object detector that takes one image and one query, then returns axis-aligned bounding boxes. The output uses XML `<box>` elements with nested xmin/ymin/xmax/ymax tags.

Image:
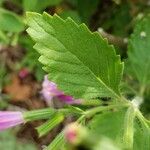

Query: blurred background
<box><xmin>0</xmin><ymin>0</ymin><xmax>150</xmax><ymax>149</ymax></box>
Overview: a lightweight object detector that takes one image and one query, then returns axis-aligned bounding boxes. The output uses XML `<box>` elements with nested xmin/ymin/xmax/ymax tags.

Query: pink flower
<box><xmin>0</xmin><ymin>111</ymin><xmax>24</xmax><ymax>131</ymax></box>
<box><xmin>41</xmin><ymin>75</ymin><xmax>81</xmax><ymax>104</ymax></box>
<box><xmin>64</xmin><ymin>123</ymin><xmax>88</xmax><ymax>145</ymax></box>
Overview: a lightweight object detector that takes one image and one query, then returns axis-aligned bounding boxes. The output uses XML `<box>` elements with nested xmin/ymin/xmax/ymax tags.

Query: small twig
<box><xmin>98</xmin><ymin>27</ymin><xmax>128</xmax><ymax>48</ymax></box>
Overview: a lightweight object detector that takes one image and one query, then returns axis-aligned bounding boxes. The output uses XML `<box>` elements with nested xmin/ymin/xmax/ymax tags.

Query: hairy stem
<box><xmin>83</xmin><ymin>103</ymin><xmax>129</xmax><ymax>118</ymax></box>
<box><xmin>123</xmin><ymin>106</ymin><xmax>135</xmax><ymax>149</ymax></box>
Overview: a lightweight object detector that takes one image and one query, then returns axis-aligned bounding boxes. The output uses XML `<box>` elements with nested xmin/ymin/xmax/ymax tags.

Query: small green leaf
<box><xmin>26</xmin><ymin>12</ymin><xmax>123</xmax><ymax>100</ymax></box>
<box><xmin>0</xmin><ymin>8</ymin><xmax>24</xmax><ymax>32</ymax></box>
<box><xmin>134</xmin><ymin>110</ymin><xmax>150</xmax><ymax>150</ymax></box>
<box><xmin>36</xmin><ymin>113</ymin><xmax>64</xmax><ymax>137</ymax></box>
<box><xmin>128</xmin><ymin>15</ymin><xmax>150</xmax><ymax>86</ymax></box>
<box><xmin>88</xmin><ymin>107</ymin><xmax>150</xmax><ymax>149</ymax></box>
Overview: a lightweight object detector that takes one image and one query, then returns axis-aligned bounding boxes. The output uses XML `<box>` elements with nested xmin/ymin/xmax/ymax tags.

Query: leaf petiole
<box><xmin>83</xmin><ymin>103</ymin><xmax>130</xmax><ymax>118</ymax></box>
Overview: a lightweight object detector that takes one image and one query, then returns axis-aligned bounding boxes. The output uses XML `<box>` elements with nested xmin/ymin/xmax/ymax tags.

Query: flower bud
<box><xmin>64</xmin><ymin>123</ymin><xmax>88</xmax><ymax>146</ymax></box>
<box><xmin>0</xmin><ymin>111</ymin><xmax>24</xmax><ymax>131</ymax></box>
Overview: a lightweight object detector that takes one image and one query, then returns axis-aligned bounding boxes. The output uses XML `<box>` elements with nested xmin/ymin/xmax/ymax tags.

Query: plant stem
<box><xmin>139</xmin><ymin>85</ymin><xmax>146</xmax><ymax>97</ymax></box>
<box><xmin>123</xmin><ymin>106</ymin><xmax>135</xmax><ymax>149</ymax></box>
<box><xmin>136</xmin><ymin>109</ymin><xmax>150</xmax><ymax>129</ymax></box>
<box><xmin>81</xmin><ymin>99</ymin><xmax>105</xmax><ymax>106</ymax></box>
<box><xmin>83</xmin><ymin>103</ymin><xmax>129</xmax><ymax>118</ymax></box>
<box><xmin>24</xmin><ymin>108</ymin><xmax>56</xmax><ymax>122</ymax></box>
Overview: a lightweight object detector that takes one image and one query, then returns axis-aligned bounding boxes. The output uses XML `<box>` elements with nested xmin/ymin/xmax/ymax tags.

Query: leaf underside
<box><xmin>88</xmin><ymin>109</ymin><xmax>150</xmax><ymax>150</ymax></box>
<box><xmin>27</xmin><ymin>12</ymin><xmax>123</xmax><ymax>100</ymax></box>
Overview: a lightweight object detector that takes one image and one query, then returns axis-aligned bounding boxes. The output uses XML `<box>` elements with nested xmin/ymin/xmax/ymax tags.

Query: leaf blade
<box><xmin>26</xmin><ymin>12</ymin><xmax>123</xmax><ymax>99</ymax></box>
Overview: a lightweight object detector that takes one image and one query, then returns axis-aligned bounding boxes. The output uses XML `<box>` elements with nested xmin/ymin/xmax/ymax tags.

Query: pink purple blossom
<box><xmin>64</xmin><ymin>123</ymin><xmax>87</xmax><ymax>145</ymax></box>
<box><xmin>65</xmin><ymin>127</ymin><xmax>77</xmax><ymax>144</ymax></box>
<box><xmin>0</xmin><ymin>111</ymin><xmax>24</xmax><ymax>131</ymax></box>
<box><xmin>41</xmin><ymin>75</ymin><xmax>81</xmax><ymax>104</ymax></box>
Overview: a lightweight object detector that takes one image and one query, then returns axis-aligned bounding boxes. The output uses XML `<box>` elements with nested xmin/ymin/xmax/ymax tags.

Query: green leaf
<box><xmin>36</xmin><ymin>113</ymin><xmax>64</xmax><ymax>137</ymax></box>
<box><xmin>23</xmin><ymin>0</ymin><xmax>62</xmax><ymax>12</ymax></box>
<box><xmin>110</xmin><ymin>3</ymin><xmax>131</xmax><ymax>36</ymax></box>
<box><xmin>77</xmin><ymin>0</ymin><xmax>100</xmax><ymax>25</ymax></box>
<box><xmin>88</xmin><ymin>108</ymin><xmax>150</xmax><ymax>150</ymax></box>
<box><xmin>0</xmin><ymin>8</ymin><xmax>24</xmax><ymax>32</ymax></box>
<box><xmin>88</xmin><ymin>109</ymin><xmax>126</xmax><ymax>144</ymax></box>
<box><xmin>94</xmin><ymin>138</ymin><xmax>121</xmax><ymax>150</ymax></box>
<box><xmin>133</xmin><ymin>119</ymin><xmax>150</xmax><ymax>150</ymax></box>
<box><xmin>128</xmin><ymin>15</ymin><xmax>150</xmax><ymax>86</ymax></box>
<box><xmin>134</xmin><ymin>109</ymin><xmax>150</xmax><ymax>150</ymax></box>
<box><xmin>26</xmin><ymin>12</ymin><xmax>123</xmax><ymax>100</ymax></box>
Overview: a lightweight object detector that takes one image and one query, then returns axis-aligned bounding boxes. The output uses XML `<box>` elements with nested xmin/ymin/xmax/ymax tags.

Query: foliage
<box><xmin>0</xmin><ymin>8</ymin><xmax>24</xmax><ymax>33</ymax></box>
<box><xmin>0</xmin><ymin>1</ymin><xmax>150</xmax><ymax>150</ymax></box>
<box><xmin>26</xmin><ymin>12</ymin><xmax>150</xmax><ymax>150</ymax></box>
<box><xmin>76</xmin><ymin>0</ymin><xmax>100</xmax><ymax>25</ymax></box>
<box><xmin>128</xmin><ymin>15</ymin><xmax>150</xmax><ymax>88</ymax></box>
<box><xmin>23</xmin><ymin>0</ymin><xmax>63</xmax><ymax>12</ymax></box>
<box><xmin>27</xmin><ymin>12</ymin><xmax>123</xmax><ymax>99</ymax></box>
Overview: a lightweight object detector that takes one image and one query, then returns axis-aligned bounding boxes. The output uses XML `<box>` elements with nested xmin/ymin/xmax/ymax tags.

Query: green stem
<box><xmin>135</xmin><ymin>109</ymin><xmax>150</xmax><ymax>150</ymax></box>
<box><xmin>123</xmin><ymin>106</ymin><xmax>135</xmax><ymax>149</ymax></box>
<box><xmin>81</xmin><ymin>99</ymin><xmax>104</xmax><ymax>106</ymax></box>
<box><xmin>136</xmin><ymin>109</ymin><xmax>150</xmax><ymax>129</ymax></box>
<box><xmin>77</xmin><ymin>115</ymin><xmax>86</xmax><ymax>123</ymax></box>
<box><xmin>83</xmin><ymin>103</ymin><xmax>129</xmax><ymax>118</ymax></box>
<box><xmin>139</xmin><ymin>85</ymin><xmax>146</xmax><ymax>97</ymax></box>
<box><xmin>23</xmin><ymin>108</ymin><xmax>56</xmax><ymax>122</ymax></box>
<box><xmin>58</xmin><ymin>108</ymin><xmax>70</xmax><ymax>114</ymax></box>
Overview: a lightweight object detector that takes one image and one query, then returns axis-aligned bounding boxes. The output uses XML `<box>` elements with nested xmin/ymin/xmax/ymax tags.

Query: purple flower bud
<box><xmin>41</xmin><ymin>75</ymin><xmax>63</xmax><ymax>101</ymax></box>
<box><xmin>0</xmin><ymin>111</ymin><xmax>24</xmax><ymax>131</ymax></box>
<box><xmin>41</xmin><ymin>75</ymin><xmax>81</xmax><ymax>105</ymax></box>
<box><xmin>19</xmin><ymin>68</ymin><xmax>29</xmax><ymax>79</ymax></box>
